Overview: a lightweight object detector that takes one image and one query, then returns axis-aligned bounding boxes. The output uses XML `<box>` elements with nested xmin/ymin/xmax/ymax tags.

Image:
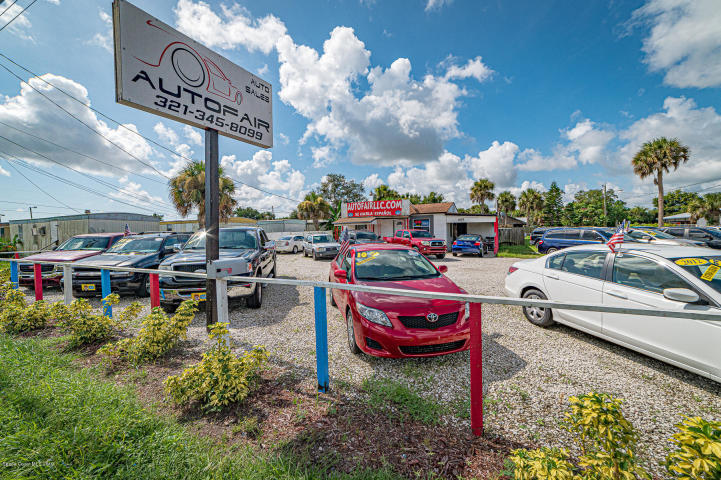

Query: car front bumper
<box><xmin>19</xmin><ymin>271</ymin><xmax>63</xmax><ymax>287</ymax></box>
<box><xmin>352</xmin><ymin>306</ymin><xmax>470</xmax><ymax>358</ymax></box>
<box><xmin>159</xmin><ymin>278</ymin><xmax>255</xmax><ymax>303</ymax></box>
<box><xmin>452</xmin><ymin>246</ymin><xmax>481</xmax><ymax>255</ymax></box>
<box><xmin>312</xmin><ymin>250</ymin><xmax>338</xmax><ymax>258</ymax></box>
<box><xmin>418</xmin><ymin>245</ymin><xmax>447</xmax><ymax>255</ymax></box>
<box><xmin>71</xmin><ymin>273</ymin><xmax>143</xmax><ymax>296</ymax></box>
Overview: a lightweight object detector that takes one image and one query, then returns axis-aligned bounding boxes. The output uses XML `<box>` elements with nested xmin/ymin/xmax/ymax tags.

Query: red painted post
<box><xmin>149</xmin><ymin>273</ymin><xmax>160</xmax><ymax>308</ymax></box>
<box><xmin>470</xmin><ymin>301</ymin><xmax>483</xmax><ymax>436</ymax></box>
<box><xmin>14</xmin><ymin>252</ymin><xmax>19</xmax><ymax>259</ymax></box>
<box><xmin>33</xmin><ymin>263</ymin><xmax>43</xmax><ymax>301</ymax></box>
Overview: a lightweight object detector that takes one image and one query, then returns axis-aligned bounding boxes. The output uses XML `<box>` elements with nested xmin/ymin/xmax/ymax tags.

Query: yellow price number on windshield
<box><xmin>356</xmin><ymin>251</ymin><xmax>380</xmax><ymax>265</ymax></box>
<box><xmin>675</xmin><ymin>258</ymin><xmax>708</xmax><ymax>266</ymax></box>
<box><xmin>701</xmin><ymin>265</ymin><xmax>720</xmax><ymax>281</ymax></box>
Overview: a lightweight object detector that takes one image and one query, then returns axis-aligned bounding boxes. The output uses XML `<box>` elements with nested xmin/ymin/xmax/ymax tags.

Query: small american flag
<box><xmin>607</xmin><ymin>220</ymin><xmax>628</xmax><ymax>253</ymax></box>
<box><xmin>338</xmin><ymin>227</ymin><xmax>351</xmax><ymax>258</ymax></box>
<box><xmin>124</xmin><ymin>223</ymin><xmax>130</xmax><ymax>236</ymax></box>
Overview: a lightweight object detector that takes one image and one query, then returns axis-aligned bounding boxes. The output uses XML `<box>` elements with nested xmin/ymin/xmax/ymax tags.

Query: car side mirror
<box><xmin>663</xmin><ymin>288</ymin><xmax>699</xmax><ymax>303</ymax></box>
<box><xmin>333</xmin><ymin>268</ymin><xmax>347</xmax><ymax>281</ymax></box>
<box><xmin>172</xmin><ymin>245</ymin><xmax>181</xmax><ymax>253</ymax></box>
<box><xmin>438</xmin><ymin>265</ymin><xmax>448</xmax><ymax>274</ymax></box>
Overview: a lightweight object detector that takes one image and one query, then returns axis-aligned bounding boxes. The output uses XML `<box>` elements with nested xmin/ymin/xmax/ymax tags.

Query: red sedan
<box><xmin>329</xmin><ymin>243</ymin><xmax>470</xmax><ymax>358</ymax></box>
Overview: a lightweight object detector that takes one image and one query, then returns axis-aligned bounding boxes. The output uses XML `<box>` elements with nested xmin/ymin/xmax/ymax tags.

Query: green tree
<box><xmin>496</xmin><ymin>191</ymin><xmax>516</xmax><ymax>226</ymax></box>
<box><xmin>627</xmin><ymin>206</ymin><xmax>655</xmax><ymax>224</ymax></box>
<box><xmin>632</xmin><ymin>137</ymin><xmax>690</xmax><ymax>227</ymax></box>
<box><xmin>297</xmin><ymin>192</ymin><xmax>331</xmax><ymax>230</ymax></box>
<box><xmin>570</xmin><ymin>189</ymin><xmax>628</xmax><ymax>226</ymax></box>
<box><xmin>421</xmin><ymin>191</ymin><xmax>445</xmax><ymax>204</ymax></box>
<box><xmin>400</xmin><ymin>192</ymin><xmax>422</xmax><ymax>204</ymax></box>
<box><xmin>687</xmin><ymin>193</ymin><xmax>721</xmax><ymax>224</ymax></box>
<box><xmin>543</xmin><ymin>182</ymin><xmax>564</xmax><ymax>226</ymax></box>
<box><xmin>234</xmin><ymin>206</ymin><xmax>262</xmax><ymax>220</ymax></box>
<box><xmin>519</xmin><ymin>189</ymin><xmax>545</xmax><ymax>225</ymax></box>
<box><xmin>372</xmin><ymin>184</ymin><xmax>401</xmax><ymax>201</ymax></box>
<box><xmin>652</xmin><ymin>189</ymin><xmax>701</xmax><ymax>216</ymax></box>
<box><xmin>168</xmin><ymin>161</ymin><xmax>237</xmax><ymax>228</ymax></box>
<box><xmin>470</xmin><ymin>179</ymin><xmax>495</xmax><ymax>210</ymax></box>
<box><xmin>317</xmin><ymin>174</ymin><xmax>366</xmax><ymax>210</ymax></box>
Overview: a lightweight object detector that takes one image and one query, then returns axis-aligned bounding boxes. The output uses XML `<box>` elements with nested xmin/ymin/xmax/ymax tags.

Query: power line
<box><xmin>0</xmin><ymin>52</ymin><xmax>305</xmax><ymax>204</ymax></box>
<box><xmin>2</xmin><ymin>159</ymin><xmax>81</xmax><ymax>213</ymax></box>
<box><xmin>0</xmin><ymin>0</ymin><xmax>36</xmax><ymax>33</ymax></box>
<box><xmin>0</xmin><ymin>199</ymin><xmax>82</xmax><ymax>209</ymax></box>
<box><xmin>0</xmin><ymin>0</ymin><xmax>20</xmax><ymax>18</ymax></box>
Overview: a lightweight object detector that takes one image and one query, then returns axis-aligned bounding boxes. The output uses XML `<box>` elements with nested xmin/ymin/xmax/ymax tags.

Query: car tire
<box><xmin>247</xmin><ymin>273</ymin><xmax>263</xmax><ymax>309</ymax></box>
<box><xmin>436</xmin><ymin>254</ymin><xmax>445</xmax><ymax>259</ymax></box>
<box><xmin>329</xmin><ymin>283</ymin><xmax>337</xmax><ymax>307</ymax></box>
<box><xmin>135</xmin><ymin>274</ymin><xmax>150</xmax><ymax>297</ymax></box>
<box><xmin>292</xmin><ymin>246</ymin><xmax>298</xmax><ymax>254</ymax></box>
<box><xmin>345</xmin><ymin>308</ymin><xmax>361</xmax><ymax>355</ymax></box>
<box><xmin>452</xmin><ymin>252</ymin><xmax>457</xmax><ymax>257</ymax></box>
<box><xmin>521</xmin><ymin>289</ymin><xmax>554</xmax><ymax>327</ymax></box>
<box><xmin>313</xmin><ymin>251</ymin><xmax>318</xmax><ymax>261</ymax></box>
<box><xmin>304</xmin><ymin>249</ymin><xmax>308</xmax><ymax>257</ymax></box>
<box><xmin>546</xmin><ymin>247</ymin><xmax>558</xmax><ymax>254</ymax></box>
<box><xmin>160</xmin><ymin>301</ymin><xmax>178</xmax><ymax>313</ymax></box>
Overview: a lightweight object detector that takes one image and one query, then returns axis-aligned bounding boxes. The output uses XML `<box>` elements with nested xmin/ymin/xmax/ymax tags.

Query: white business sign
<box><xmin>112</xmin><ymin>0</ymin><xmax>272</xmax><ymax>148</ymax></box>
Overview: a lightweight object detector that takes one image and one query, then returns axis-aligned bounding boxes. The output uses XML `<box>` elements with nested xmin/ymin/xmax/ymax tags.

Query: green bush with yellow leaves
<box><xmin>510</xmin><ymin>392</ymin><xmax>721</xmax><ymax>480</ymax></box>
<box><xmin>54</xmin><ymin>294</ymin><xmax>143</xmax><ymax>348</ymax></box>
<box><xmin>99</xmin><ymin>299</ymin><xmax>198</xmax><ymax>366</ymax></box>
<box><xmin>0</xmin><ymin>288</ymin><xmax>53</xmax><ymax>334</ymax></box>
<box><xmin>163</xmin><ymin>322</ymin><xmax>268</xmax><ymax>412</ymax></box>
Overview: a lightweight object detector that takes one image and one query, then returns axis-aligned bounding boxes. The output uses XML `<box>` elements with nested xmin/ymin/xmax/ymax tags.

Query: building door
<box><xmin>457</xmin><ymin>223</ymin><xmax>467</xmax><ymax>235</ymax></box>
<box><xmin>51</xmin><ymin>221</ymin><xmax>59</xmax><ymax>246</ymax></box>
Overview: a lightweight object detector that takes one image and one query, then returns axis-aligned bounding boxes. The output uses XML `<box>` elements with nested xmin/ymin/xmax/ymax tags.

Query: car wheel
<box><xmin>313</xmin><ymin>251</ymin><xmax>317</xmax><ymax>261</ymax></box>
<box><xmin>436</xmin><ymin>254</ymin><xmax>445</xmax><ymax>259</ymax></box>
<box><xmin>546</xmin><ymin>247</ymin><xmax>558</xmax><ymax>254</ymax></box>
<box><xmin>478</xmin><ymin>248</ymin><xmax>483</xmax><ymax>258</ymax></box>
<box><xmin>345</xmin><ymin>308</ymin><xmax>361</xmax><ymax>355</ymax></box>
<box><xmin>329</xmin><ymin>283</ymin><xmax>337</xmax><ymax>307</ymax></box>
<box><xmin>292</xmin><ymin>246</ymin><xmax>298</xmax><ymax>254</ymax></box>
<box><xmin>247</xmin><ymin>276</ymin><xmax>263</xmax><ymax>309</ymax></box>
<box><xmin>160</xmin><ymin>301</ymin><xmax>178</xmax><ymax>313</ymax></box>
<box><xmin>452</xmin><ymin>252</ymin><xmax>457</xmax><ymax>257</ymax></box>
<box><xmin>521</xmin><ymin>289</ymin><xmax>554</xmax><ymax>327</ymax></box>
<box><xmin>304</xmin><ymin>249</ymin><xmax>308</xmax><ymax>257</ymax></box>
<box><xmin>135</xmin><ymin>274</ymin><xmax>150</xmax><ymax>297</ymax></box>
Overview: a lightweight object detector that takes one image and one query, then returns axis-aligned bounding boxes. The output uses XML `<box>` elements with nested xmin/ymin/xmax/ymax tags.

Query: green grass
<box><xmin>497</xmin><ymin>238</ymin><xmax>541</xmax><ymax>259</ymax></box>
<box><xmin>0</xmin><ymin>334</ymin><xmax>401</xmax><ymax>480</ymax></box>
<box><xmin>361</xmin><ymin>376</ymin><xmax>443</xmax><ymax>425</ymax></box>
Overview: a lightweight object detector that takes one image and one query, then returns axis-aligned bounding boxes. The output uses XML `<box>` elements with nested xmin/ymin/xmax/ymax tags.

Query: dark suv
<box><xmin>536</xmin><ymin>227</ymin><xmax>612</xmax><ymax>254</ymax></box>
<box><xmin>158</xmin><ymin>226</ymin><xmax>276</xmax><ymax>310</ymax></box>
<box><xmin>529</xmin><ymin>227</ymin><xmax>549</xmax><ymax>245</ymax></box>
<box><xmin>659</xmin><ymin>226</ymin><xmax>721</xmax><ymax>249</ymax></box>
<box><xmin>71</xmin><ymin>232</ymin><xmax>190</xmax><ymax>297</ymax></box>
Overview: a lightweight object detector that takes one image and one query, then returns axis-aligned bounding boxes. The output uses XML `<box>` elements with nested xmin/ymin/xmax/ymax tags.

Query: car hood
<box><xmin>160</xmin><ymin>249</ymin><xmax>254</xmax><ymax>265</ymax></box>
<box><xmin>652</xmin><ymin>238</ymin><xmax>703</xmax><ymax>246</ymax></box>
<box><xmin>73</xmin><ymin>252</ymin><xmax>157</xmax><ymax>267</ymax></box>
<box><xmin>313</xmin><ymin>242</ymin><xmax>340</xmax><ymax>248</ymax></box>
<box><xmin>353</xmin><ymin>275</ymin><xmax>466</xmax><ymax>311</ymax></box>
<box><xmin>22</xmin><ymin>250</ymin><xmax>103</xmax><ymax>262</ymax></box>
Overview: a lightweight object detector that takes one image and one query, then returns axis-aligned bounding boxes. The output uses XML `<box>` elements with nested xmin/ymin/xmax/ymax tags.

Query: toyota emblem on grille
<box><xmin>426</xmin><ymin>313</ymin><xmax>439</xmax><ymax>323</ymax></box>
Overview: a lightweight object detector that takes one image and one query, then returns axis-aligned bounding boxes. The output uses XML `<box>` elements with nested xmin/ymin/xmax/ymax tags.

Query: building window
<box><xmin>412</xmin><ymin>218</ymin><xmax>430</xmax><ymax>232</ymax></box>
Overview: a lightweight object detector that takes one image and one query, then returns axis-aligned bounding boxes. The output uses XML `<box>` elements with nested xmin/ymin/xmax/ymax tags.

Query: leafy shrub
<box><xmin>99</xmin><ymin>299</ymin><xmax>198</xmax><ymax>366</ymax></box>
<box><xmin>508</xmin><ymin>447</ymin><xmax>575</xmax><ymax>480</ymax></box>
<box><xmin>163</xmin><ymin>322</ymin><xmax>268</xmax><ymax>412</ymax></box>
<box><xmin>54</xmin><ymin>294</ymin><xmax>142</xmax><ymax>348</ymax></box>
<box><xmin>509</xmin><ymin>392</ymin><xmax>650</xmax><ymax>480</ymax></box>
<box><xmin>0</xmin><ymin>289</ymin><xmax>53</xmax><ymax>334</ymax></box>
<box><xmin>665</xmin><ymin>416</ymin><xmax>721</xmax><ymax>479</ymax></box>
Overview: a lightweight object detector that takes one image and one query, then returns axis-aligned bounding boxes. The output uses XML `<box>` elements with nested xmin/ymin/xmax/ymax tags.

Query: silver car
<box><xmin>276</xmin><ymin>234</ymin><xmax>304</xmax><ymax>254</ymax></box>
<box><xmin>303</xmin><ymin>233</ymin><xmax>340</xmax><ymax>260</ymax></box>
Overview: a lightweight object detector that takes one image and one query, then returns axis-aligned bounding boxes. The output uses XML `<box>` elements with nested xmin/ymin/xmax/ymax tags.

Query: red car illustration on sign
<box><xmin>329</xmin><ymin>243</ymin><xmax>470</xmax><ymax>358</ymax></box>
<box><xmin>137</xmin><ymin>20</ymin><xmax>242</xmax><ymax>105</ymax></box>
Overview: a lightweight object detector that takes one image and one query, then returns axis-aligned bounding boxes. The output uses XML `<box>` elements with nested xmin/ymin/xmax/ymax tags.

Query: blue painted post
<box><xmin>101</xmin><ymin>269</ymin><xmax>112</xmax><ymax>317</ymax></box>
<box><xmin>10</xmin><ymin>261</ymin><xmax>18</xmax><ymax>290</ymax></box>
<box><xmin>314</xmin><ymin>286</ymin><xmax>329</xmax><ymax>393</ymax></box>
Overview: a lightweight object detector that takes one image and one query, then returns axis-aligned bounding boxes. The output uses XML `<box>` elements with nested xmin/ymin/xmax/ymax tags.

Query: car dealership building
<box><xmin>333</xmin><ymin>200</ymin><xmax>524</xmax><ymax>248</ymax></box>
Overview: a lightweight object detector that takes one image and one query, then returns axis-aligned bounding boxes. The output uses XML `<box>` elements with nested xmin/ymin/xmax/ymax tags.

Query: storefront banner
<box><xmin>342</xmin><ymin>199</ymin><xmax>410</xmax><ymax>218</ymax></box>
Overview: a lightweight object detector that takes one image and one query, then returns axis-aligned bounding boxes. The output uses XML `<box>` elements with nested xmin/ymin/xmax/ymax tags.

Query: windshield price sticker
<box><xmin>701</xmin><ymin>265</ymin><xmax>720</xmax><ymax>281</ymax></box>
<box><xmin>675</xmin><ymin>258</ymin><xmax>708</xmax><ymax>266</ymax></box>
<box><xmin>356</xmin><ymin>251</ymin><xmax>380</xmax><ymax>265</ymax></box>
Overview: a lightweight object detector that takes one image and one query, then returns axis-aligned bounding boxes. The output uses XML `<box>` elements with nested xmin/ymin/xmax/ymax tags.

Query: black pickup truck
<box><xmin>157</xmin><ymin>226</ymin><xmax>276</xmax><ymax>310</ymax></box>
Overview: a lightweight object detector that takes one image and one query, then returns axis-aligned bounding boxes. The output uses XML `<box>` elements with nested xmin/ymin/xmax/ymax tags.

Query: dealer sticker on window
<box><xmin>701</xmin><ymin>265</ymin><xmax>720</xmax><ymax>281</ymax></box>
<box><xmin>356</xmin><ymin>251</ymin><xmax>380</xmax><ymax>265</ymax></box>
<box><xmin>675</xmin><ymin>258</ymin><xmax>708</xmax><ymax>266</ymax></box>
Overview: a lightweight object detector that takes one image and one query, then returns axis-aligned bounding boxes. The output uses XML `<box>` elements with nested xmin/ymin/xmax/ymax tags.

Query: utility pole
<box><xmin>602</xmin><ymin>184</ymin><xmax>607</xmax><ymax>227</ymax></box>
<box><xmin>29</xmin><ymin>206</ymin><xmax>37</xmax><ymax>219</ymax></box>
<box><xmin>205</xmin><ymin>129</ymin><xmax>219</xmax><ymax>329</ymax></box>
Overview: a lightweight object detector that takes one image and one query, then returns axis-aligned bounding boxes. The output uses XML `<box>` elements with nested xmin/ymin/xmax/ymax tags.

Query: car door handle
<box><xmin>607</xmin><ymin>290</ymin><xmax>627</xmax><ymax>299</ymax></box>
<box><xmin>546</xmin><ymin>273</ymin><xmax>559</xmax><ymax>280</ymax></box>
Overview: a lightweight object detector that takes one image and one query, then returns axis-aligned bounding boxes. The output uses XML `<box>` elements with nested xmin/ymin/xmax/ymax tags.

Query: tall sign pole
<box><xmin>205</xmin><ymin>129</ymin><xmax>219</xmax><ymax>327</ymax></box>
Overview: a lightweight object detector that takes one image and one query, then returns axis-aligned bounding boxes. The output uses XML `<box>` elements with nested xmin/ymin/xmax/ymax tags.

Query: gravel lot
<box><xmin>33</xmin><ymin>252</ymin><xmax>721</xmax><ymax>473</ymax></box>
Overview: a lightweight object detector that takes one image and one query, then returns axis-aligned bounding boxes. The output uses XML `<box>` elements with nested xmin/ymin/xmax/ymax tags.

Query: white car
<box><xmin>275</xmin><ymin>235</ymin><xmax>304</xmax><ymax>254</ymax></box>
<box><xmin>504</xmin><ymin>244</ymin><xmax>721</xmax><ymax>383</ymax></box>
<box><xmin>303</xmin><ymin>233</ymin><xmax>340</xmax><ymax>260</ymax></box>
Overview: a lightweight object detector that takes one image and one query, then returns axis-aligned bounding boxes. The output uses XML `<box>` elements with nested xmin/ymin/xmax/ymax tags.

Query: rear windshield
<box><xmin>457</xmin><ymin>234</ymin><xmax>480</xmax><ymax>241</ymax></box>
<box><xmin>57</xmin><ymin>236</ymin><xmax>110</xmax><ymax>251</ymax></box>
<box><xmin>354</xmin><ymin>249</ymin><xmax>439</xmax><ymax>281</ymax></box>
<box><xmin>185</xmin><ymin>230</ymin><xmax>257</xmax><ymax>250</ymax></box>
<box><xmin>107</xmin><ymin>237</ymin><xmax>163</xmax><ymax>253</ymax></box>
<box><xmin>671</xmin><ymin>256</ymin><xmax>721</xmax><ymax>294</ymax></box>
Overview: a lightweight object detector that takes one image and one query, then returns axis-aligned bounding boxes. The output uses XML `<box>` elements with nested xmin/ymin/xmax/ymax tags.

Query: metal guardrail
<box><xmin>3</xmin><ymin>256</ymin><xmax>721</xmax><ymax>437</ymax></box>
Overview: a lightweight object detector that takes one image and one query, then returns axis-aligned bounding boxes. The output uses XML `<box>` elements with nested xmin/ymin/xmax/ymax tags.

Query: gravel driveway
<box><xmin>34</xmin><ymin>252</ymin><xmax>721</xmax><ymax>473</ymax></box>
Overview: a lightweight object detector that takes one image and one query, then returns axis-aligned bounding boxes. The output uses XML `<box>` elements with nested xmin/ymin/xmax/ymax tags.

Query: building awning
<box><xmin>334</xmin><ymin>216</ymin><xmax>407</xmax><ymax>225</ymax></box>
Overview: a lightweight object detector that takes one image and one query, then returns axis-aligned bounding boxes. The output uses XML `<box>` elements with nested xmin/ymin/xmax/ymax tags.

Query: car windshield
<box><xmin>354</xmin><ymin>249</ymin><xmax>440</xmax><ymax>281</ymax></box>
<box><xmin>671</xmin><ymin>256</ymin><xmax>721</xmax><ymax>294</ymax></box>
<box><xmin>629</xmin><ymin>229</ymin><xmax>675</xmax><ymax>240</ymax></box>
<box><xmin>57</xmin><ymin>236</ymin><xmax>110</xmax><ymax>251</ymax></box>
<box><xmin>107</xmin><ymin>237</ymin><xmax>163</xmax><ymax>253</ymax></box>
<box><xmin>411</xmin><ymin>231</ymin><xmax>432</xmax><ymax>238</ymax></box>
<box><xmin>313</xmin><ymin>235</ymin><xmax>332</xmax><ymax>243</ymax></box>
<box><xmin>184</xmin><ymin>230</ymin><xmax>257</xmax><ymax>250</ymax></box>
<box><xmin>457</xmin><ymin>235</ymin><xmax>480</xmax><ymax>241</ymax></box>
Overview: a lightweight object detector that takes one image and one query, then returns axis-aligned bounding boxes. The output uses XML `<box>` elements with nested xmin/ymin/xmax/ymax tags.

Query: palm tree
<box><xmin>168</xmin><ymin>161</ymin><xmax>237</xmax><ymax>228</ymax></box>
<box><xmin>496</xmin><ymin>191</ymin><xmax>516</xmax><ymax>226</ymax></box>
<box><xmin>297</xmin><ymin>192</ymin><xmax>331</xmax><ymax>230</ymax></box>
<box><xmin>687</xmin><ymin>198</ymin><xmax>709</xmax><ymax>224</ymax></box>
<box><xmin>632</xmin><ymin>137</ymin><xmax>690</xmax><ymax>227</ymax></box>
<box><xmin>372</xmin><ymin>184</ymin><xmax>401</xmax><ymax>201</ymax></box>
<box><xmin>519</xmin><ymin>189</ymin><xmax>544</xmax><ymax>225</ymax></box>
<box><xmin>470</xmin><ymin>179</ymin><xmax>495</xmax><ymax>210</ymax></box>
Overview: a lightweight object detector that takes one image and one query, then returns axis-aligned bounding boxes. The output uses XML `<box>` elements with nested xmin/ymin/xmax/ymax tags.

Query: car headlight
<box><xmin>463</xmin><ymin>302</ymin><xmax>470</xmax><ymax>322</ymax></box>
<box><xmin>356</xmin><ymin>302</ymin><xmax>392</xmax><ymax>327</ymax></box>
<box><xmin>158</xmin><ymin>264</ymin><xmax>173</xmax><ymax>271</ymax></box>
<box><xmin>421</xmin><ymin>241</ymin><xmax>431</xmax><ymax>246</ymax></box>
<box><xmin>317</xmin><ymin>247</ymin><xmax>325</xmax><ymax>252</ymax></box>
<box><xmin>53</xmin><ymin>264</ymin><xmax>64</xmax><ymax>272</ymax></box>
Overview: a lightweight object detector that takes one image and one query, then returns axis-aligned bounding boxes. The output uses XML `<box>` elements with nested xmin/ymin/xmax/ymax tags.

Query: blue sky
<box><xmin>1</xmin><ymin>0</ymin><xmax>720</xmax><ymax>221</ymax></box>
